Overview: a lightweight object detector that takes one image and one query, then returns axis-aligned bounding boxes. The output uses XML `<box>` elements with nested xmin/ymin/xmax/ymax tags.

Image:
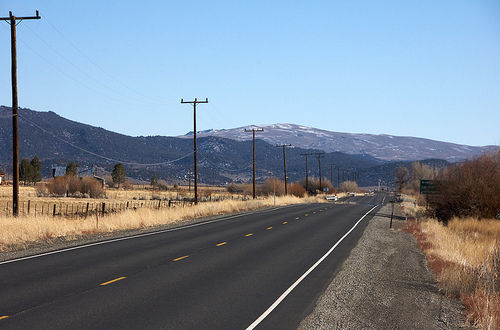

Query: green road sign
<box><xmin>420</xmin><ymin>180</ymin><xmax>438</xmax><ymax>194</ymax></box>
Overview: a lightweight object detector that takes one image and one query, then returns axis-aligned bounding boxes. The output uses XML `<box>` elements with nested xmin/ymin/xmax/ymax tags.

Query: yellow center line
<box><xmin>173</xmin><ymin>255</ymin><xmax>190</xmax><ymax>262</ymax></box>
<box><xmin>100</xmin><ymin>276</ymin><xmax>127</xmax><ymax>286</ymax></box>
<box><xmin>305</xmin><ymin>214</ymin><xmax>309</xmax><ymax>216</ymax></box>
<box><xmin>267</xmin><ymin>227</ymin><xmax>273</xmax><ymax>230</ymax></box>
<box><xmin>319</xmin><ymin>209</ymin><xmax>322</xmax><ymax>212</ymax></box>
<box><xmin>313</xmin><ymin>211</ymin><xmax>316</xmax><ymax>214</ymax></box>
<box><xmin>295</xmin><ymin>217</ymin><xmax>300</xmax><ymax>220</ymax></box>
<box><xmin>283</xmin><ymin>221</ymin><xmax>288</xmax><ymax>224</ymax></box>
<box><xmin>0</xmin><ymin>316</ymin><xmax>9</xmax><ymax>320</ymax></box>
<box><xmin>245</xmin><ymin>233</ymin><xmax>253</xmax><ymax>237</ymax></box>
<box><xmin>216</xmin><ymin>242</ymin><xmax>227</xmax><ymax>246</ymax></box>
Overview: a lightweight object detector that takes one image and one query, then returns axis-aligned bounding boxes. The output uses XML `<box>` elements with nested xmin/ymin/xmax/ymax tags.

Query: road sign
<box><xmin>420</xmin><ymin>180</ymin><xmax>438</xmax><ymax>194</ymax></box>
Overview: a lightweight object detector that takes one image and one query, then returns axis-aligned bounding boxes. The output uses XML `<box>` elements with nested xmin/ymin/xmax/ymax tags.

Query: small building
<box><xmin>0</xmin><ymin>172</ymin><xmax>5</xmax><ymax>185</ymax></box>
<box><xmin>51</xmin><ymin>165</ymin><xmax>105</xmax><ymax>186</ymax></box>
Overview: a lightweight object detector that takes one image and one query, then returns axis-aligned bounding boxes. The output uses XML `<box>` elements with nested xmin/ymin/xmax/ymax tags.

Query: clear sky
<box><xmin>1</xmin><ymin>1</ymin><xmax>499</xmax><ymax>147</ymax></box>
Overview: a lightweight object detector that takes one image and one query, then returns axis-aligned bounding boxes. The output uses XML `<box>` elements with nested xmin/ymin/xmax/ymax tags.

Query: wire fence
<box><xmin>1</xmin><ymin>194</ymin><xmax>251</xmax><ymax>219</ymax></box>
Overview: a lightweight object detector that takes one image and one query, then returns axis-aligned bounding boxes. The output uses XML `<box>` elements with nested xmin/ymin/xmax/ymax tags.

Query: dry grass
<box><xmin>0</xmin><ymin>194</ymin><xmax>326</xmax><ymax>251</ymax></box>
<box><xmin>413</xmin><ymin>217</ymin><xmax>500</xmax><ymax>329</ymax></box>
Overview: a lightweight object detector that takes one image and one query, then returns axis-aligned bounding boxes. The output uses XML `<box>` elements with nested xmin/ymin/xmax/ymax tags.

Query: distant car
<box><xmin>395</xmin><ymin>193</ymin><xmax>403</xmax><ymax>202</ymax></box>
<box><xmin>326</xmin><ymin>196</ymin><xmax>338</xmax><ymax>201</ymax></box>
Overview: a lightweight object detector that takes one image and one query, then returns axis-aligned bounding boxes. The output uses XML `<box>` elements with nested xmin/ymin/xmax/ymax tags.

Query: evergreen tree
<box><xmin>30</xmin><ymin>156</ymin><xmax>42</xmax><ymax>183</ymax></box>
<box><xmin>150</xmin><ymin>175</ymin><xmax>158</xmax><ymax>188</ymax></box>
<box><xmin>112</xmin><ymin>163</ymin><xmax>127</xmax><ymax>188</ymax></box>
<box><xmin>20</xmin><ymin>158</ymin><xmax>34</xmax><ymax>184</ymax></box>
<box><xmin>66</xmin><ymin>161</ymin><xmax>78</xmax><ymax>176</ymax></box>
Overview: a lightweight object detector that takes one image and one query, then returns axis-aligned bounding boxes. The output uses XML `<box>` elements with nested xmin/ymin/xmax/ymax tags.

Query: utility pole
<box><xmin>315</xmin><ymin>152</ymin><xmax>325</xmax><ymax>193</ymax></box>
<box><xmin>300</xmin><ymin>153</ymin><xmax>312</xmax><ymax>194</ymax></box>
<box><xmin>245</xmin><ymin>127</ymin><xmax>264</xmax><ymax>199</ymax></box>
<box><xmin>181</xmin><ymin>98</ymin><xmax>208</xmax><ymax>205</ymax></box>
<box><xmin>1</xmin><ymin>10</ymin><xmax>41</xmax><ymax>217</ymax></box>
<box><xmin>276</xmin><ymin>144</ymin><xmax>292</xmax><ymax>195</ymax></box>
<box><xmin>329</xmin><ymin>164</ymin><xmax>336</xmax><ymax>192</ymax></box>
<box><xmin>335</xmin><ymin>165</ymin><xmax>341</xmax><ymax>190</ymax></box>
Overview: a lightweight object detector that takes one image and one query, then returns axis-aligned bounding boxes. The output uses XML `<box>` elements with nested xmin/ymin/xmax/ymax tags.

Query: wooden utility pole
<box><xmin>1</xmin><ymin>10</ymin><xmax>41</xmax><ymax>217</ymax></box>
<box><xmin>329</xmin><ymin>163</ymin><xmax>336</xmax><ymax>191</ymax></box>
<box><xmin>300</xmin><ymin>153</ymin><xmax>312</xmax><ymax>194</ymax></box>
<box><xmin>335</xmin><ymin>165</ymin><xmax>341</xmax><ymax>190</ymax></box>
<box><xmin>276</xmin><ymin>144</ymin><xmax>292</xmax><ymax>195</ymax></box>
<box><xmin>315</xmin><ymin>152</ymin><xmax>325</xmax><ymax>193</ymax></box>
<box><xmin>181</xmin><ymin>98</ymin><xmax>208</xmax><ymax>205</ymax></box>
<box><xmin>245</xmin><ymin>127</ymin><xmax>264</xmax><ymax>199</ymax></box>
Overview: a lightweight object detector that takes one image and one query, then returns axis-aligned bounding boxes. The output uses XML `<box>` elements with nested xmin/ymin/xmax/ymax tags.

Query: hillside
<box><xmin>180</xmin><ymin>123</ymin><xmax>493</xmax><ymax>162</ymax></box>
<box><xmin>0</xmin><ymin>106</ymin><xmax>455</xmax><ymax>186</ymax></box>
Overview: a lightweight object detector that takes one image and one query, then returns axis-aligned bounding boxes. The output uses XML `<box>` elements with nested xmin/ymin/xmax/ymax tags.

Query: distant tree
<box><xmin>20</xmin><ymin>158</ymin><xmax>34</xmax><ymax>184</ymax></box>
<box><xmin>150</xmin><ymin>175</ymin><xmax>158</xmax><ymax>189</ymax></box>
<box><xmin>112</xmin><ymin>163</ymin><xmax>127</xmax><ymax>188</ymax></box>
<box><xmin>394</xmin><ymin>166</ymin><xmax>410</xmax><ymax>192</ymax></box>
<box><xmin>66</xmin><ymin>161</ymin><xmax>79</xmax><ymax>176</ymax></box>
<box><xmin>30</xmin><ymin>156</ymin><xmax>42</xmax><ymax>183</ymax></box>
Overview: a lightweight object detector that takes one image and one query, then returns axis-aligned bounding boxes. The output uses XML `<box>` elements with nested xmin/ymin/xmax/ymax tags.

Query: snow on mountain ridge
<box><xmin>179</xmin><ymin>123</ymin><xmax>494</xmax><ymax>162</ymax></box>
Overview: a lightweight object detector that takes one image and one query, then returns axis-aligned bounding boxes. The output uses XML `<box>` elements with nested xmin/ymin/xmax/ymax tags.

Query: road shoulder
<box><xmin>298</xmin><ymin>204</ymin><xmax>469</xmax><ymax>329</ymax></box>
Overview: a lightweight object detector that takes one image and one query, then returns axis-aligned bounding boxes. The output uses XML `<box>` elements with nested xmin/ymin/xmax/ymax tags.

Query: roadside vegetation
<box><xmin>399</xmin><ymin>148</ymin><xmax>500</xmax><ymax>329</ymax></box>
<box><xmin>0</xmin><ymin>178</ymin><xmax>335</xmax><ymax>252</ymax></box>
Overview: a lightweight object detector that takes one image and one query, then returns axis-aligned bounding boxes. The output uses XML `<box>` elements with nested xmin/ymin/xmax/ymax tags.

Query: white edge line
<box><xmin>0</xmin><ymin>204</ymin><xmax>295</xmax><ymax>265</ymax></box>
<box><xmin>246</xmin><ymin>205</ymin><xmax>378</xmax><ymax>330</ymax></box>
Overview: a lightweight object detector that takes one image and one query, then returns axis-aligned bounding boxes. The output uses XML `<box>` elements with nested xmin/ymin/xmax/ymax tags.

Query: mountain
<box><xmin>0</xmin><ymin>106</ymin><xmax>482</xmax><ymax>187</ymax></box>
<box><xmin>180</xmin><ymin>123</ymin><xmax>494</xmax><ymax>162</ymax></box>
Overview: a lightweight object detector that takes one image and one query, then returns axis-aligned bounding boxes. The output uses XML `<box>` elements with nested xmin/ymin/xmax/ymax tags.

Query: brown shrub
<box><xmin>80</xmin><ymin>177</ymin><xmax>104</xmax><ymax>198</ymax></box>
<box><xmin>288</xmin><ymin>183</ymin><xmax>306</xmax><ymax>197</ymax></box>
<box><xmin>429</xmin><ymin>148</ymin><xmax>500</xmax><ymax>222</ymax></box>
<box><xmin>259</xmin><ymin>178</ymin><xmax>285</xmax><ymax>196</ymax></box>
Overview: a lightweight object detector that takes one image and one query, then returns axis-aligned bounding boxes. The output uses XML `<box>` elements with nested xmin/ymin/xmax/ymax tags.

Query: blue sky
<box><xmin>1</xmin><ymin>1</ymin><xmax>499</xmax><ymax>147</ymax></box>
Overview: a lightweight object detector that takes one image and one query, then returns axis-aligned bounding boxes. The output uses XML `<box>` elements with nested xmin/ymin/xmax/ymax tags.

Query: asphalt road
<box><xmin>0</xmin><ymin>194</ymin><xmax>384</xmax><ymax>329</ymax></box>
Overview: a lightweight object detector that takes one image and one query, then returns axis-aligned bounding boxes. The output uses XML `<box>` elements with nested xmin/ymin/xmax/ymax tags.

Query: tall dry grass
<box><xmin>420</xmin><ymin>218</ymin><xmax>500</xmax><ymax>329</ymax></box>
<box><xmin>0</xmin><ymin>195</ymin><xmax>326</xmax><ymax>252</ymax></box>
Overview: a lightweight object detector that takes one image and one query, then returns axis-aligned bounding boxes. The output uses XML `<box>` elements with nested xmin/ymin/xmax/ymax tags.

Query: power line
<box><xmin>23</xmin><ymin>23</ymin><xmax>162</xmax><ymax>106</ymax></box>
<box><xmin>43</xmin><ymin>15</ymin><xmax>170</xmax><ymax>105</ymax></box>
<box><xmin>18</xmin><ymin>114</ymin><xmax>194</xmax><ymax>166</ymax></box>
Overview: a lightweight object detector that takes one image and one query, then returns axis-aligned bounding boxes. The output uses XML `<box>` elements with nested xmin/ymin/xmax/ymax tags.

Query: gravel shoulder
<box><xmin>299</xmin><ymin>204</ymin><xmax>470</xmax><ymax>330</ymax></box>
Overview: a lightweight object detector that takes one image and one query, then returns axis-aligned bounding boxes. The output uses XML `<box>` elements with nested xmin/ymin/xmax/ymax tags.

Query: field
<box><xmin>0</xmin><ymin>185</ymin><xmax>327</xmax><ymax>251</ymax></box>
<box><xmin>401</xmin><ymin>199</ymin><xmax>500</xmax><ymax>329</ymax></box>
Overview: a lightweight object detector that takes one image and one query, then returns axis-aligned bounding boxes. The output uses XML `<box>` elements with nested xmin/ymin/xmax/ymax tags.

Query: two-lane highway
<box><xmin>1</xmin><ymin>194</ymin><xmax>385</xmax><ymax>329</ymax></box>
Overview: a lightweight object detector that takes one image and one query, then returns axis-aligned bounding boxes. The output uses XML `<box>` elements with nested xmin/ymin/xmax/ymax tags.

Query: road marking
<box><xmin>313</xmin><ymin>211</ymin><xmax>316</xmax><ymax>214</ymax></box>
<box><xmin>267</xmin><ymin>227</ymin><xmax>273</xmax><ymax>230</ymax></box>
<box><xmin>305</xmin><ymin>214</ymin><xmax>309</xmax><ymax>217</ymax></box>
<box><xmin>295</xmin><ymin>217</ymin><xmax>299</xmax><ymax>220</ymax></box>
<box><xmin>282</xmin><ymin>221</ymin><xmax>288</xmax><ymax>224</ymax></box>
<box><xmin>216</xmin><ymin>242</ymin><xmax>227</xmax><ymax>246</ymax></box>
<box><xmin>245</xmin><ymin>233</ymin><xmax>253</xmax><ymax>237</ymax></box>
<box><xmin>246</xmin><ymin>205</ymin><xmax>378</xmax><ymax>330</ymax></box>
<box><xmin>100</xmin><ymin>276</ymin><xmax>127</xmax><ymax>286</ymax></box>
<box><xmin>0</xmin><ymin>205</ymin><xmax>294</xmax><ymax>265</ymax></box>
<box><xmin>173</xmin><ymin>255</ymin><xmax>189</xmax><ymax>262</ymax></box>
<box><xmin>0</xmin><ymin>316</ymin><xmax>9</xmax><ymax>320</ymax></box>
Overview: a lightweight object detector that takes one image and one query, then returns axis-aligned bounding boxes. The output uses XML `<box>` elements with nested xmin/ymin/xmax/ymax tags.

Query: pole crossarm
<box><xmin>181</xmin><ymin>98</ymin><xmax>208</xmax><ymax>205</ymax></box>
<box><xmin>245</xmin><ymin>127</ymin><xmax>264</xmax><ymax>199</ymax></box>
